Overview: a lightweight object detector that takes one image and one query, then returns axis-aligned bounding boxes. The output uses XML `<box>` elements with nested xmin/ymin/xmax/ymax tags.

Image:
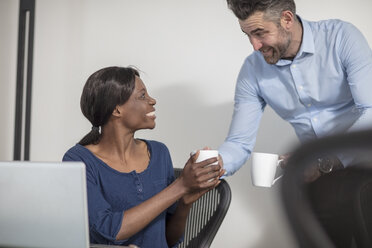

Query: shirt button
<box><xmin>299</xmin><ymin>85</ymin><xmax>303</xmax><ymax>90</ymax></box>
<box><xmin>138</xmin><ymin>188</ymin><xmax>142</xmax><ymax>192</ymax></box>
<box><xmin>307</xmin><ymin>104</ymin><xmax>311</xmax><ymax>107</ymax></box>
<box><xmin>292</xmin><ymin>65</ymin><xmax>296</xmax><ymax>68</ymax></box>
<box><xmin>313</xmin><ymin>117</ymin><xmax>318</xmax><ymax>122</ymax></box>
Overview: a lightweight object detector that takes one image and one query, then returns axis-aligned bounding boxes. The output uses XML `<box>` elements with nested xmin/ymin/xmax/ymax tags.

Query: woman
<box><xmin>63</xmin><ymin>66</ymin><xmax>223</xmax><ymax>247</ymax></box>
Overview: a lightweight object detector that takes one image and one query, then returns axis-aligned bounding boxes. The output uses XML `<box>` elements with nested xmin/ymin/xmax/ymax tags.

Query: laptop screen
<box><xmin>0</xmin><ymin>161</ymin><xmax>89</xmax><ymax>248</ymax></box>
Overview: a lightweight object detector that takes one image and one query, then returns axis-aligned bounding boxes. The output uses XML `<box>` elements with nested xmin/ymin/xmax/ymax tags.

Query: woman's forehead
<box><xmin>134</xmin><ymin>76</ymin><xmax>146</xmax><ymax>91</ymax></box>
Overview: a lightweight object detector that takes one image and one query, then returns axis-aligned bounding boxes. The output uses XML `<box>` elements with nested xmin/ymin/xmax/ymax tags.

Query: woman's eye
<box><xmin>140</xmin><ymin>93</ymin><xmax>146</xmax><ymax>99</ymax></box>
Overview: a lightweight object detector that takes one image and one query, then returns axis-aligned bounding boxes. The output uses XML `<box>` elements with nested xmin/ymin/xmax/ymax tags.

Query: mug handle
<box><xmin>272</xmin><ymin>159</ymin><xmax>284</xmax><ymax>185</ymax></box>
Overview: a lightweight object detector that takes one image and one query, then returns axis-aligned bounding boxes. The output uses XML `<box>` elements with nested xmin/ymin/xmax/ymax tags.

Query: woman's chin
<box><xmin>148</xmin><ymin>123</ymin><xmax>156</xmax><ymax>130</ymax></box>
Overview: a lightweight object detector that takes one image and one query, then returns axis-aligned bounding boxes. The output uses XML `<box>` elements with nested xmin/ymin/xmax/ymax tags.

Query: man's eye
<box><xmin>140</xmin><ymin>93</ymin><xmax>146</xmax><ymax>99</ymax></box>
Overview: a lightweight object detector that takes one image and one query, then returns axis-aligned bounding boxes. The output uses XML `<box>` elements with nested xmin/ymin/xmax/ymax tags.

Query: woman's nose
<box><xmin>148</xmin><ymin>96</ymin><xmax>156</xmax><ymax>105</ymax></box>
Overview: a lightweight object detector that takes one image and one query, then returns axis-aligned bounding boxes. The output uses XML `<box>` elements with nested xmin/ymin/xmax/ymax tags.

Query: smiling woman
<box><xmin>62</xmin><ymin>66</ymin><xmax>224</xmax><ymax>247</ymax></box>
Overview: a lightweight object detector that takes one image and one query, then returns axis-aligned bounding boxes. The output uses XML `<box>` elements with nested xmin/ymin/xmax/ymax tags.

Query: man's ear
<box><xmin>280</xmin><ymin>10</ymin><xmax>294</xmax><ymax>30</ymax></box>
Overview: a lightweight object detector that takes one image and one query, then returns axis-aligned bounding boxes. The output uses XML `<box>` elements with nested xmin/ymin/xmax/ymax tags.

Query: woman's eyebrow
<box><xmin>138</xmin><ymin>88</ymin><xmax>146</xmax><ymax>93</ymax></box>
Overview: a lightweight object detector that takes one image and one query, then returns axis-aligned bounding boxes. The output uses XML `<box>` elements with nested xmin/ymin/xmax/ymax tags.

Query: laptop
<box><xmin>0</xmin><ymin>161</ymin><xmax>90</xmax><ymax>248</ymax></box>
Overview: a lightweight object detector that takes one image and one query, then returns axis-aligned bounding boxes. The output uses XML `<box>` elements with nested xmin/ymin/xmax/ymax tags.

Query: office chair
<box><xmin>173</xmin><ymin>168</ymin><xmax>232</xmax><ymax>248</ymax></box>
<box><xmin>281</xmin><ymin>129</ymin><xmax>372</xmax><ymax>248</ymax></box>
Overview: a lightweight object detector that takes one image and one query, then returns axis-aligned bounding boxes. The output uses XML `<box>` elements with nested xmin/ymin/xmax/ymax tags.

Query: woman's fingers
<box><xmin>181</xmin><ymin>152</ymin><xmax>223</xmax><ymax>193</ymax></box>
<box><xmin>192</xmin><ymin>165</ymin><xmax>223</xmax><ymax>189</ymax></box>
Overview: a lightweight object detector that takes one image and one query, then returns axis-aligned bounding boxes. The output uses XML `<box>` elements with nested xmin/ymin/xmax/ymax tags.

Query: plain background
<box><xmin>1</xmin><ymin>0</ymin><xmax>371</xmax><ymax>247</ymax></box>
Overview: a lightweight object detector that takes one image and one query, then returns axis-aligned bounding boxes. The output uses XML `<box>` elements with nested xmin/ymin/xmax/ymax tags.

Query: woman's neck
<box><xmin>85</xmin><ymin>123</ymin><xmax>149</xmax><ymax>173</ymax></box>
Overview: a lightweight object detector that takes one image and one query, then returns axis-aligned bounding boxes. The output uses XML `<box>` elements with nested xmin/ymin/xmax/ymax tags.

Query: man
<box><xmin>218</xmin><ymin>0</ymin><xmax>372</xmax><ymax>246</ymax></box>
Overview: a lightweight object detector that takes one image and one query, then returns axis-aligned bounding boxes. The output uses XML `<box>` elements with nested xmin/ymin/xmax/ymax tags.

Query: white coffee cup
<box><xmin>192</xmin><ymin>150</ymin><xmax>219</xmax><ymax>182</ymax></box>
<box><xmin>251</xmin><ymin>152</ymin><xmax>283</xmax><ymax>188</ymax></box>
<box><xmin>191</xmin><ymin>150</ymin><xmax>219</xmax><ymax>165</ymax></box>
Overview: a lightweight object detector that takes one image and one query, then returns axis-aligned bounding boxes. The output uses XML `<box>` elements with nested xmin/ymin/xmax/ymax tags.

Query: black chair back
<box><xmin>281</xmin><ymin>129</ymin><xmax>372</xmax><ymax>248</ymax></box>
<box><xmin>174</xmin><ymin>168</ymin><xmax>232</xmax><ymax>248</ymax></box>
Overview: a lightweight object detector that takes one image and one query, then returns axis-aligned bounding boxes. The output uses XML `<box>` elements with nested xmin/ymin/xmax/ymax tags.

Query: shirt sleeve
<box><xmin>160</xmin><ymin>144</ymin><xmax>185</xmax><ymax>247</ymax></box>
<box><xmin>338</xmin><ymin>22</ymin><xmax>372</xmax><ymax>111</ymax></box>
<box><xmin>63</xmin><ymin>149</ymin><xmax>127</xmax><ymax>245</ymax></box>
<box><xmin>164</xmin><ymin>145</ymin><xmax>177</xmax><ymax>215</ymax></box>
<box><xmin>336</xmin><ymin>23</ymin><xmax>372</xmax><ymax>166</ymax></box>
<box><xmin>219</xmin><ymin>60</ymin><xmax>266</xmax><ymax>177</ymax></box>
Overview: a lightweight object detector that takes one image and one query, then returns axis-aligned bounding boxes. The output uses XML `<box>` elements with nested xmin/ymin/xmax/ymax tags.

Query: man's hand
<box><xmin>279</xmin><ymin>153</ymin><xmax>292</xmax><ymax>168</ymax></box>
<box><xmin>218</xmin><ymin>154</ymin><xmax>224</xmax><ymax>170</ymax></box>
<box><xmin>279</xmin><ymin>152</ymin><xmax>322</xmax><ymax>183</ymax></box>
<box><xmin>303</xmin><ymin>163</ymin><xmax>322</xmax><ymax>183</ymax></box>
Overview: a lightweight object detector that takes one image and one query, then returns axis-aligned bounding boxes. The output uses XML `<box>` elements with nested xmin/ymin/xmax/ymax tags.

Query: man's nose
<box><xmin>250</xmin><ymin>37</ymin><xmax>263</xmax><ymax>51</ymax></box>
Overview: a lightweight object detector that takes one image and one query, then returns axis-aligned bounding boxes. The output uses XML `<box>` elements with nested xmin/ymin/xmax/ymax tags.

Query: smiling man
<box><xmin>218</xmin><ymin>0</ymin><xmax>372</xmax><ymax>246</ymax></box>
<box><xmin>239</xmin><ymin>10</ymin><xmax>300</xmax><ymax>64</ymax></box>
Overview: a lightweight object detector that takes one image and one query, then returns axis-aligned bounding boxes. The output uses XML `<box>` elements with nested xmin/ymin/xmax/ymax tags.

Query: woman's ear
<box><xmin>112</xmin><ymin>106</ymin><xmax>121</xmax><ymax>117</ymax></box>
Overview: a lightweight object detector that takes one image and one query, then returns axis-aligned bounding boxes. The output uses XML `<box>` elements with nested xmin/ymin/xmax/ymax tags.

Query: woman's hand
<box><xmin>165</xmin><ymin>149</ymin><xmax>224</xmax><ymax>246</ymax></box>
<box><xmin>181</xmin><ymin>168</ymin><xmax>225</xmax><ymax>205</ymax></box>
<box><xmin>178</xmin><ymin>150</ymin><xmax>223</xmax><ymax>195</ymax></box>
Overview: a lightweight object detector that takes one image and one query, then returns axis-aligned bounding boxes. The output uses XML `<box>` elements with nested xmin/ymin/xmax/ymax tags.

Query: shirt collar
<box><xmin>275</xmin><ymin>16</ymin><xmax>315</xmax><ymax>66</ymax></box>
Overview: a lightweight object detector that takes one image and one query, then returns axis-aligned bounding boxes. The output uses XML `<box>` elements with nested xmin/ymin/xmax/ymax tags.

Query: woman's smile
<box><xmin>146</xmin><ymin>110</ymin><xmax>156</xmax><ymax>119</ymax></box>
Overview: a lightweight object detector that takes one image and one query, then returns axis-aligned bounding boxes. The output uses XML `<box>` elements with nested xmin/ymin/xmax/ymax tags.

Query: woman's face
<box><xmin>117</xmin><ymin>76</ymin><xmax>157</xmax><ymax>131</ymax></box>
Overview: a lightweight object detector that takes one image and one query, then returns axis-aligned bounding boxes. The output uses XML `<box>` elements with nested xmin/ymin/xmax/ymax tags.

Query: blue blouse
<box><xmin>62</xmin><ymin>140</ymin><xmax>178</xmax><ymax>247</ymax></box>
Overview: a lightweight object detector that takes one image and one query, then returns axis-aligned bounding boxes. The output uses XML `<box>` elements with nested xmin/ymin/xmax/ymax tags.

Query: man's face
<box><xmin>239</xmin><ymin>11</ymin><xmax>292</xmax><ymax>64</ymax></box>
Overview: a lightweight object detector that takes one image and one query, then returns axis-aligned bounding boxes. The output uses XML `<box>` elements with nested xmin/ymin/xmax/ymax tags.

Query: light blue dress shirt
<box><xmin>219</xmin><ymin>18</ymin><xmax>372</xmax><ymax>177</ymax></box>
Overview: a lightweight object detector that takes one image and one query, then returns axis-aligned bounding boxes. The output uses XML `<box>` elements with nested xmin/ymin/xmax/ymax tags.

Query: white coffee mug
<box><xmin>251</xmin><ymin>152</ymin><xmax>283</xmax><ymax>188</ymax></box>
<box><xmin>191</xmin><ymin>150</ymin><xmax>219</xmax><ymax>165</ymax></box>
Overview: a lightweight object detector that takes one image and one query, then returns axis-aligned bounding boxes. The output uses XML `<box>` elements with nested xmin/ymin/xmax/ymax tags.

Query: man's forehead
<box><xmin>239</xmin><ymin>11</ymin><xmax>268</xmax><ymax>32</ymax></box>
<box><xmin>239</xmin><ymin>12</ymin><xmax>276</xmax><ymax>34</ymax></box>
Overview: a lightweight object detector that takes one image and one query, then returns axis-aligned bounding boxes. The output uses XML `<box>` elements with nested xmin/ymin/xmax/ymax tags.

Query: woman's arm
<box><xmin>115</xmin><ymin>156</ymin><xmax>221</xmax><ymax>241</ymax></box>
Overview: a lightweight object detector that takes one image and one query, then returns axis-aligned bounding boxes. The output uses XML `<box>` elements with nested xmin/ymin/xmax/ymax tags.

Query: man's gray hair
<box><xmin>226</xmin><ymin>0</ymin><xmax>297</xmax><ymax>23</ymax></box>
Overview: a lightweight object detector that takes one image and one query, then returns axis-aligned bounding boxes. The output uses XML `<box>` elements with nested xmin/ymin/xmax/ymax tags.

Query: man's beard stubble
<box><xmin>262</xmin><ymin>27</ymin><xmax>292</xmax><ymax>65</ymax></box>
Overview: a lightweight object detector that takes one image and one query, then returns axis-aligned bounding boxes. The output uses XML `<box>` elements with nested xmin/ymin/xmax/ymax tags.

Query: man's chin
<box><xmin>261</xmin><ymin>48</ymin><xmax>281</xmax><ymax>64</ymax></box>
<box><xmin>263</xmin><ymin>56</ymin><xmax>279</xmax><ymax>64</ymax></box>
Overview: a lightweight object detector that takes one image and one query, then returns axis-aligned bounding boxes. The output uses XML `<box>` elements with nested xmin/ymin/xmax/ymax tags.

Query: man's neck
<box><xmin>285</xmin><ymin>18</ymin><xmax>303</xmax><ymax>59</ymax></box>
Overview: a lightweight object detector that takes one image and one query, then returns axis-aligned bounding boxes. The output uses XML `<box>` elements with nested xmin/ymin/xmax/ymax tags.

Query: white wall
<box><xmin>0</xmin><ymin>0</ymin><xmax>18</xmax><ymax>160</ymax></box>
<box><xmin>1</xmin><ymin>0</ymin><xmax>371</xmax><ymax>247</ymax></box>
